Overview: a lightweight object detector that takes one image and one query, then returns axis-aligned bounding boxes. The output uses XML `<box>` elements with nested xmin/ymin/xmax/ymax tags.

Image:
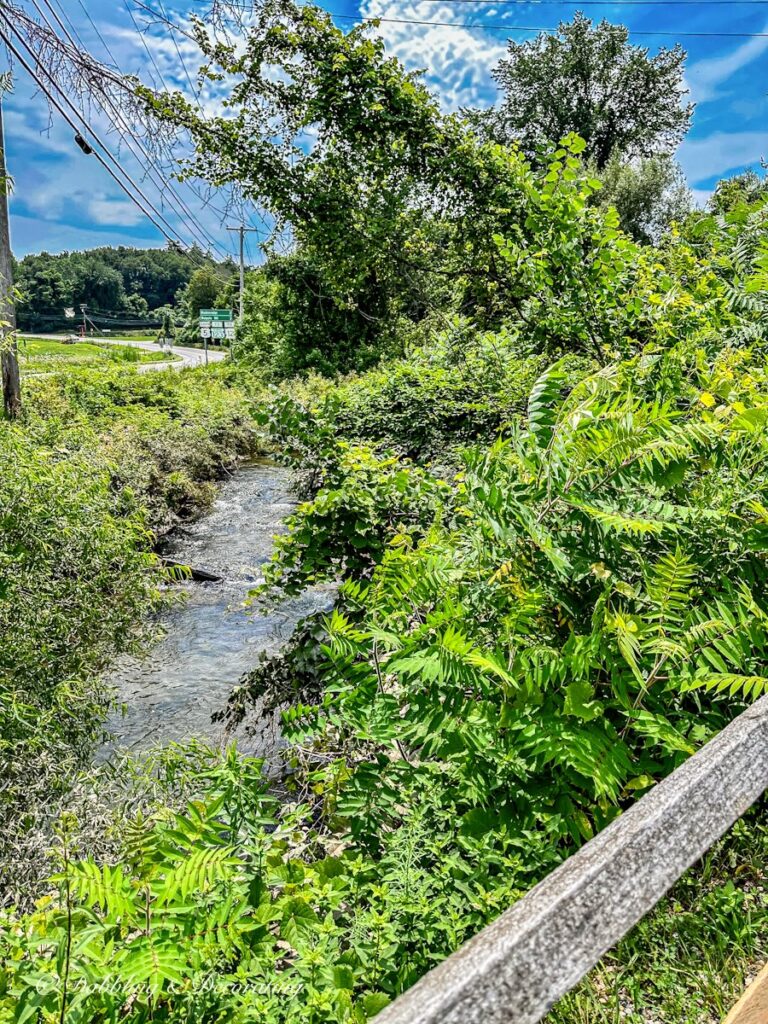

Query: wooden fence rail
<box><xmin>374</xmin><ymin>694</ymin><xmax>768</xmax><ymax>1024</ymax></box>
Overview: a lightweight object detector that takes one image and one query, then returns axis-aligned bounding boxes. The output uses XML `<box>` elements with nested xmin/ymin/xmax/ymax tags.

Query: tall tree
<box><xmin>488</xmin><ymin>14</ymin><xmax>693</xmax><ymax>169</ymax></box>
<box><xmin>182</xmin><ymin>267</ymin><xmax>222</xmax><ymax>319</ymax></box>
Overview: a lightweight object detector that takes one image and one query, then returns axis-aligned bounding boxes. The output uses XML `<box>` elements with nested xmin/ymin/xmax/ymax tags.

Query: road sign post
<box><xmin>199</xmin><ymin>310</ymin><xmax>234</xmax><ymax>363</ymax></box>
<box><xmin>198</xmin><ymin>309</ymin><xmax>234</xmax><ymax>362</ymax></box>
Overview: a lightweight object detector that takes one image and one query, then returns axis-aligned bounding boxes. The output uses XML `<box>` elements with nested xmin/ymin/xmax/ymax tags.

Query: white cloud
<box><xmin>678</xmin><ymin>131</ymin><xmax>768</xmax><ymax>184</ymax></box>
<box><xmin>359</xmin><ymin>0</ymin><xmax>507</xmax><ymax>110</ymax></box>
<box><xmin>687</xmin><ymin>26</ymin><xmax>768</xmax><ymax>105</ymax></box>
<box><xmin>10</xmin><ymin>212</ymin><xmax>165</xmax><ymax>258</ymax></box>
<box><xmin>88</xmin><ymin>193</ymin><xmax>147</xmax><ymax>227</ymax></box>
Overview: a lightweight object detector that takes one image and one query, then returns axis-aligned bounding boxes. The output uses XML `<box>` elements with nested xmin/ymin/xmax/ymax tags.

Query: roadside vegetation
<box><xmin>18</xmin><ymin>337</ymin><xmax>178</xmax><ymax>372</ymax></box>
<box><xmin>0</xmin><ymin>368</ymin><xmax>256</xmax><ymax>903</ymax></box>
<box><xmin>2</xmin><ymin>3</ymin><xmax>768</xmax><ymax>1023</ymax></box>
<box><xmin>548</xmin><ymin>807</ymin><xmax>767</xmax><ymax>1024</ymax></box>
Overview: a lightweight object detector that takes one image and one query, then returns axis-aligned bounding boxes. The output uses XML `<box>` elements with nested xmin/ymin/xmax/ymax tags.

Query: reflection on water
<box><xmin>106</xmin><ymin>461</ymin><xmax>330</xmax><ymax>754</ymax></box>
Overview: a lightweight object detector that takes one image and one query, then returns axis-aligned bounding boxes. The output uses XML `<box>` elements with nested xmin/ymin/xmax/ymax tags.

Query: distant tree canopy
<box><xmin>12</xmin><ymin>245</ymin><xmax>216</xmax><ymax>331</ymax></box>
<box><xmin>595</xmin><ymin>152</ymin><xmax>691</xmax><ymax>244</ymax></box>
<box><xmin>708</xmin><ymin>169</ymin><xmax>768</xmax><ymax>214</ymax></box>
<box><xmin>486</xmin><ymin>14</ymin><xmax>693</xmax><ymax>169</ymax></box>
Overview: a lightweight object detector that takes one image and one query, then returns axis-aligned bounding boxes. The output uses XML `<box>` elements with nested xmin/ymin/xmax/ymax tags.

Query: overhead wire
<box><xmin>120</xmin><ymin>0</ymin><xmax>247</xmax><ymax>224</ymax></box>
<box><xmin>0</xmin><ymin>17</ymin><xmax>188</xmax><ymax>248</ymax></box>
<box><xmin>1</xmin><ymin>11</ymin><xmax>215</xmax><ymax>255</ymax></box>
<box><xmin>28</xmin><ymin>0</ymin><xmax>229</xmax><ymax>260</ymax></box>
<box><xmin>25</xmin><ymin>0</ymin><xmax>239</xmax><ymax>263</ymax></box>
<box><xmin>119</xmin><ymin>0</ymin><xmax>265</xmax><ymax>236</ymax></box>
<box><xmin>1</xmin><ymin>12</ymin><xmax>235</xmax><ymax>275</ymax></box>
<box><xmin>122</xmin><ymin>0</ymin><xmax>167</xmax><ymax>89</ymax></box>
<box><xmin>326</xmin><ymin>11</ymin><xmax>768</xmax><ymax>36</ymax></box>
<box><xmin>142</xmin><ymin>0</ymin><xmax>768</xmax><ymax>42</ymax></box>
<box><xmin>135</xmin><ymin>0</ymin><xmax>269</xmax><ymax>238</ymax></box>
<box><xmin>157</xmin><ymin>0</ymin><xmax>206</xmax><ymax>113</ymax></box>
<box><xmin>74</xmin><ymin>0</ymin><xmax>121</xmax><ymax>67</ymax></box>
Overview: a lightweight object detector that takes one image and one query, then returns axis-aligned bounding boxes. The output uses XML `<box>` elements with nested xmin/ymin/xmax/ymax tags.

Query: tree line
<box><xmin>12</xmin><ymin>244</ymin><xmax>233</xmax><ymax>332</ymax></box>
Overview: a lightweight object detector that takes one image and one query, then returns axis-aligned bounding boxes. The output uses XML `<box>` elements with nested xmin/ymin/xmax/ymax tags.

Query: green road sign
<box><xmin>199</xmin><ymin>309</ymin><xmax>233</xmax><ymax>321</ymax></box>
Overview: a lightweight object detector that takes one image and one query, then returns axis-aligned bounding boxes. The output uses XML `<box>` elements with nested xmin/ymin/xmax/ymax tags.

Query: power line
<box><xmin>120</xmin><ymin>0</ymin><xmax>261</xmax><ymax>233</ymax></box>
<box><xmin>327</xmin><ymin>10</ymin><xmax>768</xmax><ymax>35</ymax></box>
<box><xmin>149</xmin><ymin>0</ymin><xmax>768</xmax><ymax>42</ymax></box>
<box><xmin>8</xmin><ymin>0</ymin><xmax>240</xmax><ymax>267</ymax></box>
<box><xmin>0</xmin><ymin>17</ymin><xmax>194</xmax><ymax>252</ymax></box>
<box><xmin>157</xmin><ymin>0</ymin><xmax>206</xmax><ymax>113</ymax></box>
<box><xmin>74</xmin><ymin>0</ymin><xmax>121</xmax><ymax>67</ymax></box>
<box><xmin>2</xmin><ymin>14</ymin><xmax>197</xmax><ymax>246</ymax></box>
<box><xmin>43</xmin><ymin>0</ymin><xmax>235</xmax><ymax>259</ymax></box>
<box><xmin>27</xmin><ymin>0</ymin><xmax>230</xmax><ymax>260</ymax></box>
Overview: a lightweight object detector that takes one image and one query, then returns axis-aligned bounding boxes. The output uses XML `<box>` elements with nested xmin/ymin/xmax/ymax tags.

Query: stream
<box><xmin>106</xmin><ymin>460</ymin><xmax>330</xmax><ymax>756</ymax></box>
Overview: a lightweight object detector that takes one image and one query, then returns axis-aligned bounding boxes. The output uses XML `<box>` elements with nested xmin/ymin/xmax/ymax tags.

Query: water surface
<box><xmin>107</xmin><ymin>461</ymin><xmax>329</xmax><ymax>754</ymax></box>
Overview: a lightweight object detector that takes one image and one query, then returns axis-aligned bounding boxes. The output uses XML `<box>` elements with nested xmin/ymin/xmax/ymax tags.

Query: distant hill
<box><xmin>12</xmin><ymin>245</ymin><xmax>232</xmax><ymax>332</ymax></box>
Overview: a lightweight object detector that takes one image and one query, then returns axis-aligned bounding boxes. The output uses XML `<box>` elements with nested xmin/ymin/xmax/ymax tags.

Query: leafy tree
<box><xmin>708</xmin><ymin>169</ymin><xmax>768</xmax><ymax>214</ymax></box>
<box><xmin>157</xmin><ymin>310</ymin><xmax>175</xmax><ymax>345</ymax></box>
<box><xmin>596</xmin><ymin>152</ymin><xmax>691</xmax><ymax>244</ymax></box>
<box><xmin>181</xmin><ymin>266</ymin><xmax>222</xmax><ymax>320</ymax></box>
<box><xmin>138</xmin><ymin>0</ymin><xmax>541</xmax><ymax>365</ymax></box>
<box><xmin>487</xmin><ymin>14</ymin><xmax>693</xmax><ymax>169</ymax></box>
<box><xmin>124</xmin><ymin>292</ymin><xmax>149</xmax><ymax>317</ymax></box>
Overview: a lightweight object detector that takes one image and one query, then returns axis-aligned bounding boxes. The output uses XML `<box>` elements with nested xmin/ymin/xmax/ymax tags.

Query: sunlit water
<box><xmin>105</xmin><ymin>461</ymin><xmax>331</xmax><ymax>755</ymax></box>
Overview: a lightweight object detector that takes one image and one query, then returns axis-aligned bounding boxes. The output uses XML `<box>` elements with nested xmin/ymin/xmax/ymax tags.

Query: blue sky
<box><xmin>5</xmin><ymin>0</ymin><xmax>768</xmax><ymax>258</ymax></box>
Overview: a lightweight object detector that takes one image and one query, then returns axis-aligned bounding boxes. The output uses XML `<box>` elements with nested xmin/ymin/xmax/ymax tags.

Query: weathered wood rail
<box><xmin>375</xmin><ymin>694</ymin><xmax>768</xmax><ymax>1024</ymax></box>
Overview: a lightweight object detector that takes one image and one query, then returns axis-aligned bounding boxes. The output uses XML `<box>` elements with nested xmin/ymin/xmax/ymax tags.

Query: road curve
<box><xmin>20</xmin><ymin>333</ymin><xmax>228</xmax><ymax>372</ymax></box>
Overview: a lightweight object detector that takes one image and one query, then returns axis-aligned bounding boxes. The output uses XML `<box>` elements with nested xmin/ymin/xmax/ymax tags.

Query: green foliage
<box><xmin>547</xmin><ymin>805</ymin><xmax>768</xmax><ymax>1023</ymax></box>
<box><xmin>595</xmin><ymin>152</ymin><xmax>691</xmax><ymax>244</ymax></box>
<box><xmin>0</xmin><ymin>367</ymin><xmax>256</xmax><ymax>903</ymax></box>
<box><xmin>247</xmin><ymin>345</ymin><xmax>768</xmax><ymax>868</ymax></box>
<box><xmin>13</xmin><ymin>246</ymin><xmax>210</xmax><ymax>332</ymax></box>
<box><xmin>261</xmin><ymin>444</ymin><xmax>450</xmax><ymax>597</ymax></box>
<box><xmin>19</xmin><ymin>338</ymin><xmax>169</xmax><ymax>372</ymax></box>
<box><xmin>0</xmin><ymin>753</ymin><xmax>539</xmax><ymax>1024</ymax></box>
<box><xmin>486</xmin><ymin>13</ymin><xmax>693</xmax><ymax>168</ymax></box>
<box><xmin>708</xmin><ymin>169</ymin><xmax>768</xmax><ymax>215</ymax></box>
<box><xmin>8</xmin><ymin>341</ymin><xmax>768</xmax><ymax>1024</ymax></box>
<box><xmin>330</xmin><ymin>329</ymin><xmax>550</xmax><ymax>461</ymax></box>
<box><xmin>156</xmin><ymin>311</ymin><xmax>176</xmax><ymax>345</ymax></box>
<box><xmin>7</xmin><ymin>11</ymin><xmax>768</xmax><ymax>1016</ymax></box>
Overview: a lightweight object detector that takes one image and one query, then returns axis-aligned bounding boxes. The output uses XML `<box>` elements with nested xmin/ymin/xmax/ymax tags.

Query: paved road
<box><xmin>21</xmin><ymin>333</ymin><xmax>227</xmax><ymax>372</ymax></box>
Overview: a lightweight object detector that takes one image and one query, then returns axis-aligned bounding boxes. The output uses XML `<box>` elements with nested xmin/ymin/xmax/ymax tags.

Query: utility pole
<box><xmin>80</xmin><ymin>303</ymin><xmax>87</xmax><ymax>338</ymax></box>
<box><xmin>226</xmin><ymin>223</ymin><xmax>258</xmax><ymax>320</ymax></box>
<box><xmin>0</xmin><ymin>92</ymin><xmax>20</xmax><ymax>419</ymax></box>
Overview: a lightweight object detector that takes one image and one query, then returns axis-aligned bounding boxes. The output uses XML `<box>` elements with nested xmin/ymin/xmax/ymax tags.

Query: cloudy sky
<box><xmin>4</xmin><ymin>0</ymin><xmax>768</xmax><ymax>257</ymax></box>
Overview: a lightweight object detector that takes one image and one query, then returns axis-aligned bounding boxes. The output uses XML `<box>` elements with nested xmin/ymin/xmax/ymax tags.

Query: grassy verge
<box><xmin>546</xmin><ymin>804</ymin><xmax>767</xmax><ymax>1024</ymax></box>
<box><xmin>18</xmin><ymin>337</ymin><xmax>180</xmax><ymax>372</ymax></box>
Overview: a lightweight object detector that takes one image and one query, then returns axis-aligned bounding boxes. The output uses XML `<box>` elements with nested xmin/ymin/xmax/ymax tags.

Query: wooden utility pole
<box><xmin>0</xmin><ymin>93</ymin><xmax>20</xmax><ymax>419</ymax></box>
<box><xmin>225</xmin><ymin>224</ymin><xmax>259</xmax><ymax>319</ymax></box>
<box><xmin>226</xmin><ymin>224</ymin><xmax>257</xmax><ymax>362</ymax></box>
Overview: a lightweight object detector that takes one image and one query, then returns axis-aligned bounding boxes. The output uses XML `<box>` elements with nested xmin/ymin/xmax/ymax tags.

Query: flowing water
<box><xmin>106</xmin><ymin>460</ymin><xmax>330</xmax><ymax>755</ymax></box>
